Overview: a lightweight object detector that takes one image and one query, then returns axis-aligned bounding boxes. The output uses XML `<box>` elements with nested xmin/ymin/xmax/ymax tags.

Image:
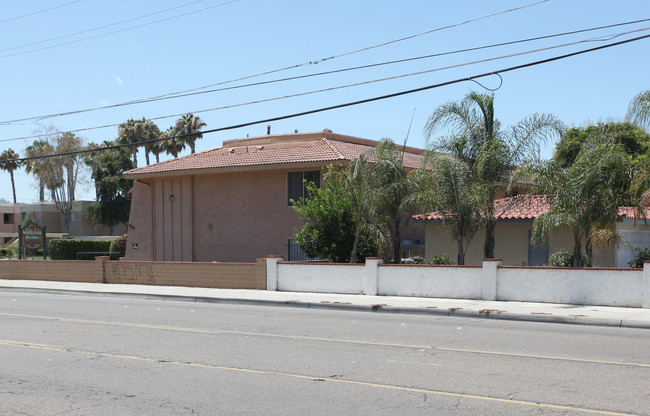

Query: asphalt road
<box><xmin>1</xmin><ymin>292</ymin><xmax>649</xmax><ymax>415</ymax></box>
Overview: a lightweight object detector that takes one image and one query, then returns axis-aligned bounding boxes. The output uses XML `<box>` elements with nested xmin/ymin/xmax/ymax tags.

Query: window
<box><xmin>287</xmin><ymin>170</ymin><xmax>320</xmax><ymax>206</ymax></box>
<box><xmin>3</xmin><ymin>213</ymin><xmax>14</xmax><ymax>224</ymax></box>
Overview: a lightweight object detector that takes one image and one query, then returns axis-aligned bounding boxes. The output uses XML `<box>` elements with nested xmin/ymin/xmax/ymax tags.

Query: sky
<box><xmin>0</xmin><ymin>0</ymin><xmax>649</xmax><ymax>203</ymax></box>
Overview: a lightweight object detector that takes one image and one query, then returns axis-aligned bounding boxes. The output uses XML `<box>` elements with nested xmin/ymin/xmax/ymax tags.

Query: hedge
<box><xmin>49</xmin><ymin>239</ymin><xmax>114</xmax><ymax>260</ymax></box>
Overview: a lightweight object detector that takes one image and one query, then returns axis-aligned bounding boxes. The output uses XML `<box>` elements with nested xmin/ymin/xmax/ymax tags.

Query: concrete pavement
<box><xmin>2</xmin><ymin>279</ymin><xmax>650</xmax><ymax>329</ymax></box>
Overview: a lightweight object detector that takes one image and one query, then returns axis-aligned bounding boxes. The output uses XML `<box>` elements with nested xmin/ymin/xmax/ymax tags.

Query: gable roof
<box><xmin>123</xmin><ymin>131</ymin><xmax>425</xmax><ymax>178</ymax></box>
<box><xmin>416</xmin><ymin>195</ymin><xmax>649</xmax><ymax>221</ymax></box>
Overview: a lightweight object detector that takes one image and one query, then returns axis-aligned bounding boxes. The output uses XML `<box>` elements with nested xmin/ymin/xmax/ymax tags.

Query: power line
<box><xmin>3</xmin><ymin>16</ymin><xmax>647</xmax><ymax>127</ymax></box>
<box><xmin>2</xmin><ymin>28</ymin><xmax>647</xmax><ymax>144</ymax></box>
<box><xmin>0</xmin><ymin>0</ymin><xmax>213</xmax><ymax>53</ymax></box>
<box><xmin>0</xmin><ymin>0</ymin><xmax>238</xmax><ymax>59</ymax></box>
<box><xmin>0</xmin><ymin>1</ymin><xmax>83</xmax><ymax>25</ymax></box>
<box><xmin>10</xmin><ymin>31</ymin><xmax>650</xmax><ymax>164</ymax></box>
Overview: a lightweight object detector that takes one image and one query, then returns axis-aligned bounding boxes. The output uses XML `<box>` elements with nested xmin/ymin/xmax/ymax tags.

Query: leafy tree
<box><xmin>555</xmin><ymin>122</ymin><xmax>650</xmax><ymax>167</ymax></box>
<box><xmin>424</xmin><ymin>91</ymin><xmax>564</xmax><ymax>259</ymax></box>
<box><xmin>292</xmin><ymin>173</ymin><xmax>378</xmax><ymax>262</ymax></box>
<box><xmin>516</xmin><ymin>135</ymin><xmax>632</xmax><ymax>266</ymax></box>
<box><xmin>0</xmin><ymin>149</ymin><xmax>21</xmax><ymax>203</ymax></box>
<box><xmin>174</xmin><ymin>113</ymin><xmax>206</xmax><ymax>154</ymax></box>
<box><xmin>85</xmin><ymin>142</ymin><xmax>134</xmax><ymax>235</ymax></box>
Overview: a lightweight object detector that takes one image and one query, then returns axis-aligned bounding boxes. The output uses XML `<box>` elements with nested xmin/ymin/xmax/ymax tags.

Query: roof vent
<box><xmin>227</xmin><ymin>148</ymin><xmax>235</xmax><ymax>153</ymax></box>
<box><xmin>256</xmin><ymin>146</ymin><xmax>264</xmax><ymax>151</ymax></box>
<box><xmin>267</xmin><ymin>125</ymin><xmax>271</xmax><ymax>135</ymax></box>
<box><xmin>323</xmin><ymin>128</ymin><xmax>332</xmax><ymax>133</ymax></box>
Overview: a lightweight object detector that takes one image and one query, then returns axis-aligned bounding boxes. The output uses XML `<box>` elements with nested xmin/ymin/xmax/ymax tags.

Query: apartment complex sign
<box><xmin>18</xmin><ymin>222</ymin><xmax>47</xmax><ymax>259</ymax></box>
<box><xmin>21</xmin><ymin>223</ymin><xmax>44</xmax><ymax>249</ymax></box>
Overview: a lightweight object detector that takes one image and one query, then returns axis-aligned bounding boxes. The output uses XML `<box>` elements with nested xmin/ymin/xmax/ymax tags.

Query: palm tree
<box><xmin>368</xmin><ymin>138</ymin><xmax>422</xmax><ymax>263</ymax></box>
<box><xmin>626</xmin><ymin>90</ymin><xmax>650</xmax><ymax>130</ymax></box>
<box><xmin>162</xmin><ymin>127</ymin><xmax>186</xmax><ymax>158</ymax></box>
<box><xmin>424</xmin><ymin>91</ymin><xmax>564</xmax><ymax>259</ymax></box>
<box><xmin>24</xmin><ymin>139</ymin><xmax>54</xmax><ymax>202</ymax></box>
<box><xmin>118</xmin><ymin>117</ymin><xmax>160</xmax><ymax>167</ymax></box>
<box><xmin>0</xmin><ymin>149</ymin><xmax>21</xmax><ymax>203</ymax></box>
<box><xmin>175</xmin><ymin>113</ymin><xmax>206</xmax><ymax>154</ymax></box>
<box><xmin>426</xmin><ymin>153</ymin><xmax>481</xmax><ymax>265</ymax></box>
<box><xmin>515</xmin><ymin>135</ymin><xmax>632</xmax><ymax>266</ymax></box>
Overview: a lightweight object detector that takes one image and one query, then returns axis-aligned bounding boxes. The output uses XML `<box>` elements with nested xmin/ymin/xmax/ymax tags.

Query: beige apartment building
<box><xmin>0</xmin><ymin>201</ymin><xmax>115</xmax><ymax>245</ymax></box>
<box><xmin>123</xmin><ymin>130</ymin><xmax>426</xmax><ymax>263</ymax></box>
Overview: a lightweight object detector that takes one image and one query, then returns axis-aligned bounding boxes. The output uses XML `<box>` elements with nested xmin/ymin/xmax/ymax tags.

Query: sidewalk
<box><xmin>2</xmin><ymin>279</ymin><xmax>650</xmax><ymax>329</ymax></box>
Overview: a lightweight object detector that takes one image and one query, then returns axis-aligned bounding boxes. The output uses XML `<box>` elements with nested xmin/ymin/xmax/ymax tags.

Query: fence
<box><xmin>266</xmin><ymin>257</ymin><xmax>650</xmax><ymax>308</ymax></box>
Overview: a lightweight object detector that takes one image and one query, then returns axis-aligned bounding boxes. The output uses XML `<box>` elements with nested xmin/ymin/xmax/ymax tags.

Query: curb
<box><xmin>2</xmin><ymin>286</ymin><xmax>649</xmax><ymax>330</ymax></box>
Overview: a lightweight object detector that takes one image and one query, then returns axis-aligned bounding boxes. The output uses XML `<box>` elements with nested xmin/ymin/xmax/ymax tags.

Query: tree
<box><xmin>555</xmin><ymin>122</ymin><xmax>650</xmax><ymax>167</ymax></box>
<box><xmin>118</xmin><ymin>118</ymin><xmax>160</xmax><ymax>167</ymax></box>
<box><xmin>85</xmin><ymin>142</ymin><xmax>134</xmax><ymax>235</ymax></box>
<box><xmin>626</xmin><ymin>89</ymin><xmax>650</xmax><ymax>131</ymax></box>
<box><xmin>31</xmin><ymin>129</ymin><xmax>87</xmax><ymax>234</ymax></box>
<box><xmin>292</xmin><ymin>170</ymin><xmax>378</xmax><ymax>262</ymax></box>
<box><xmin>162</xmin><ymin>127</ymin><xmax>186</xmax><ymax>158</ymax></box>
<box><xmin>515</xmin><ymin>134</ymin><xmax>632</xmax><ymax>266</ymax></box>
<box><xmin>368</xmin><ymin>138</ymin><xmax>423</xmax><ymax>263</ymax></box>
<box><xmin>174</xmin><ymin>113</ymin><xmax>206</xmax><ymax>154</ymax></box>
<box><xmin>24</xmin><ymin>140</ymin><xmax>54</xmax><ymax>202</ymax></box>
<box><xmin>424</xmin><ymin>91</ymin><xmax>564</xmax><ymax>259</ymax></box>
<box><xmin>425</xmin><ymin>153</ymin><xmax>481</xmax><ymax>265</ymax></box>
<box><xmin>0</xmin><ymin>149</ymin><xmax>21</xmax><ymax>203</ymax></box>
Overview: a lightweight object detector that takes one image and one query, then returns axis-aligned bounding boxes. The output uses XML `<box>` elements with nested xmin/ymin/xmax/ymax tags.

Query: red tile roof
<box><xmin>416</xmin><ymin>195</ymin><xmax>649</xmax><ymax>221</ymax></box>
<box><xmin>123</xmin><ymin>132</ymin><xmax>425</xmax><ymax>178</ymax></box>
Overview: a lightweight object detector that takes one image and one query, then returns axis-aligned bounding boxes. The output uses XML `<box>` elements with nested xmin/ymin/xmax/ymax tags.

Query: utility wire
<box><xmin>3</xmin><ymin>16</ymin><xmax>648</xmax><ymax>127</ymax></box>
<box><xmin>0</xmin><ymin>0</ymin><xmax>238</xmax><ymax>59</ymax></box>
<box><xmin>112</xmin><ymin>0</ymin><xmax>552</xmax><ymax>100</ymax></box>
<box><xmin>0</xmin><ymin>1</ymin><xmax>83</xmax><ymax>25</ymax></box>
<box><xmin>2</xmin><ymin>27</ymin><xmax>647</xmax><ymax>144</ymax></box>
<box><xmin>10</xmin><ymin>31</ymin><xmax>650</xmax><ymax>164</ymax></box>
<box><xmin>0</xmin><ymin>0</ymin><xmax>214</xmax><ymax>53</ymax></box>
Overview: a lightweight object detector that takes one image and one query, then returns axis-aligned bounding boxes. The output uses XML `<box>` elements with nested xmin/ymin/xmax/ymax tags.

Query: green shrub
<box><xmin>427</xmin><ymin>253</ymin><xmax>456</xmax><ymax>265</ymax></box>
<box><xmin>109</xmin><ymin>237</ymin><xmax>126</xmax><ymax>259</ymax></box>
<box><xmin>628</xmin><ymin>246</ymin><xmax>650</xmax><ymax>268</ymax></box>
<box><xmin>547</xmin><ymin>249</ymin><xmax>590</xmax><ymax>267</ymax></box>
<box><xmin>49</xmin><ymin>239</ymin><xmax>112</xmax><ymax>260</ymax></box>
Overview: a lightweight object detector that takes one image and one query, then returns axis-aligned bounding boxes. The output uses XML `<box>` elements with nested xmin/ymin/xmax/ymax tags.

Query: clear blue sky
<box><xmin>0</xmin><ymin>0</ymin><xmax>648</xmax><ymax>203</ymax></box>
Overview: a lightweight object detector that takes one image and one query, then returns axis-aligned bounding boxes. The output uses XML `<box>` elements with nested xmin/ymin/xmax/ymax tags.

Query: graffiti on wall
<box><xmin>110</xmin><ymin>263</ymin><xmax>155</xmax><ymax>283</ymax></box>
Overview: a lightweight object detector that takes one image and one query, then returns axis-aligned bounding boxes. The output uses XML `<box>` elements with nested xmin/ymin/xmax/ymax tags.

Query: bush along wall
<box><xmin>49</xmin><ymin>239</ymin><xmax>112</xmax><ymax>260</ymax></box>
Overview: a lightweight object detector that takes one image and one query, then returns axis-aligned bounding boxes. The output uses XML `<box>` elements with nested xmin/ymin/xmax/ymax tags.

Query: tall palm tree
<box><xmin>24</xmin><ymin>139</ymin><xmax>54</xmax><ymax>202</ymax></box>
<box><xmin>118</xmin><ymin>117</ymin><xmax>160</xmax><ymax>167</ymax></box>
<box><xmin>626</xmin><ymin>90</ymin><xmax>650</xmax><ymax>130</ymax></box>
<box><xmin>174</xmin><ymin>113</ymin><xmax>206</xmax><ymax>154</ymax></box>
<box><xmin>0</xmin><ymin>149</ymin><xmax>21</xmax><ymax>203</ymax></box>
<box><xmin>424</xmin><ymin>91</ymin><xmax>564</xmax><ymax>259</ymax></box>
<box><xmin>162</xmin><ymin>127</ymin><xmax>186</xmax><ymax>158</ymax></box>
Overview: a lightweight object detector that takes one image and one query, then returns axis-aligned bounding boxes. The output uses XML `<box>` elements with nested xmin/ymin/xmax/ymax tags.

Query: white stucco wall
<box><xmin>269</xmin><ymin>259</ymin><xmax>649</xmax><ymax>308</ymax></box>
<box><xmin>497</xmin><ymin>267</ymin><xmax>643</xmax><ymax>307</ymax></box>
<box><xmin>276</xmin><ymin>263</ymin><xmax>365</xmax><ymax>294</ymax></box>
<box><xmin>378</xmin><ymin>265</ymin><xmax>482</xmax><ymax>299</ymax></box>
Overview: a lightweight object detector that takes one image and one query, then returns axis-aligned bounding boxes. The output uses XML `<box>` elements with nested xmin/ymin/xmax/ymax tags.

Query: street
<box><xmin>1</xmin><ymin>292</ymin><xmax>649</xmax><ymax>415</ymax></box>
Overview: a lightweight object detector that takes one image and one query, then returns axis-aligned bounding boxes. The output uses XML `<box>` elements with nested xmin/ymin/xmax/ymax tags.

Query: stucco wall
<box><xmin>276</xmin><ymin>263</ymin><xmax>365</xmax><ymax>294</ymax></box>
<box><xmin>378</xmin><ymin>264</ymin><xmax>482</xmax><ymax>299</ymax></box>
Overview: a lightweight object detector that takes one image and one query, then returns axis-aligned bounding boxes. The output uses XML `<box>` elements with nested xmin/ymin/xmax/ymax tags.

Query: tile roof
<box><xmin>123</xmin><ymin>134</ymin><xmax>424</xmax><ymax>178</ymax></box>
<box><xmin>416</xmin><ymin>195</ymin><xmax>650</xmax><ymax>221</ymax></box>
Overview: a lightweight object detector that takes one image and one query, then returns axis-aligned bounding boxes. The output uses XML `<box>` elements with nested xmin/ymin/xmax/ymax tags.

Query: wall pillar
<box><xmin>481</xmin><ymin>258</ymin><xmax>501</xmax><ymax>301</ymax></box>
<box><xmin>95</xmin><ymin>256</ymin><xmax>109</xmax><ymax>283</ymax></box>
<box><xmin>266</xmin><ymin>256</ymin><xmax>283</xmax><ymax>291</ymax></box>
<box><xmin>641</xmin><ymin>261</ymin><xmax>650</xmax><ymax>308</ymax></box>
<box><xmin>363</xmin><ymin>257</ymin><xmax>382</xmax><ymax>296</ymax></box>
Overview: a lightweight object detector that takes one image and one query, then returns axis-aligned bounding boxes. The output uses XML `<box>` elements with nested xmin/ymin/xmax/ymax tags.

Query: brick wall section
<box><xmin>0</xmin><ymin>260</ymin><xmax>101</xmax><ymax>283</ymax></box>
<box><xmin>0</xmin><ymin>258</ymin><xmax>266</xmax><ymax>290</ymax></box>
